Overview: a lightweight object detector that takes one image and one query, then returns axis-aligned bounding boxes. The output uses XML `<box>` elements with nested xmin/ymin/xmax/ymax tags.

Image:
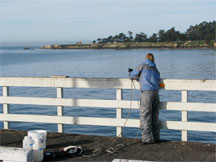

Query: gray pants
<box><xmin>140</xmin><ymin>91</ymin><xmax>160</xmax><ymax>142</ymax></box>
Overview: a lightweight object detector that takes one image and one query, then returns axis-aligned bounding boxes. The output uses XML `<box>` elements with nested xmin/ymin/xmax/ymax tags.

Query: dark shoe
<box><xmin>44</xmin><ymin>150</ymin><xmax>65</xmax><ymax>160</ymax></box>
<box><xmin>155</xmin><ymin>139</ymin><xmax>160</xmax><ymax>143</ymax></box>
<box><xmin>142</xmin><ymin>140</ymin><xmax>155</xmax><ymax>145</ymax></box>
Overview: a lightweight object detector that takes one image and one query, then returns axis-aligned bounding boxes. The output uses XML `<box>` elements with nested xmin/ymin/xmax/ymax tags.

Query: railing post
<box><xmin>3</xmin><ymin>86</ymin><xmax>10</xmax><ymax>129</ymax></box>
<box><xmin>116</xmin><ymin>88</ymin><xmax>123</xmax><ymax>137</ymax></box>
<box><xmin>181</xmin><ymin>90</ymin><xmax>188</xmax><ymax>141</ymax></box>
<box><xmin>57</xmin><ymin>87</ymin><xmax>64</xmax><ymax>133</ymax></box>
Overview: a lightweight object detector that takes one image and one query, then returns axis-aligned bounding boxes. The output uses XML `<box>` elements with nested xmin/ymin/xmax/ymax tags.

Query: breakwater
<box><xmin>40</xmin><ymin>41</ymin><xmax>216</xmax><ymax>49</ymax></box>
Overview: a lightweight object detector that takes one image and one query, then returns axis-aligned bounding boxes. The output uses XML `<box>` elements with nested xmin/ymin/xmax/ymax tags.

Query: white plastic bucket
<box><xmin>33</xmin><ymin>138</ymin><xmax>44</xmax><ymax>162</ymax></box>
<box><xmin>23</xmin><ymin>136</ymin><xmax>34</xmax><ymax>150</ymax></box>
<box><xmin>28</xmin><ymin>130</ymin><xmax>47</xmax><ymax>149</ymax></box>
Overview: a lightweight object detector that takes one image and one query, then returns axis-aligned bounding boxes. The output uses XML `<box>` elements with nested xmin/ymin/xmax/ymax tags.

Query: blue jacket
<box><xmin>129</xmin><ymin>59</ymin><xmax>160</xmax><ymax>91</ymax></box>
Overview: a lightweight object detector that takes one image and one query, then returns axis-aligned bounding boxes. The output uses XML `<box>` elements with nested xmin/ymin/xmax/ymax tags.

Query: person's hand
<box><xmin>160</xmin><ymin>83</ymin><xmax>165</xmax><ymax>88</ymax></box>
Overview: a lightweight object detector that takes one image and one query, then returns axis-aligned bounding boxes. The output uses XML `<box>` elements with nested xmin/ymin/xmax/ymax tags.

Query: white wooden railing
<box><xmin>0</xmin><ymin>76</ymin><xmax>216</xmax><ymax>142</ymax></box>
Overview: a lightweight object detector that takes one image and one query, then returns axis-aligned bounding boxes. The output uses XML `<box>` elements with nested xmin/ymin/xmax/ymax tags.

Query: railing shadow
<box><xmin>0</xmin><ymin>129</ymin><xmax>26</xmax><ymax>146</ymax></box>
<box><xmin>68</xmin><ymin>77</ymin><xmax>124</xmax><ymax>125</ymax></box>
<box><xmin>46</xmin><ymin>133</ymin><xmax>94</xmax><ymax>150</ymax></box>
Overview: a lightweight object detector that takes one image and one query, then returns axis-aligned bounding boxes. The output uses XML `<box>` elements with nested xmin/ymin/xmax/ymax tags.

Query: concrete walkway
<box><xmin>0</xmin><ymin>129</ymin><xmax>215</xmax><ymax>161</ymax></box>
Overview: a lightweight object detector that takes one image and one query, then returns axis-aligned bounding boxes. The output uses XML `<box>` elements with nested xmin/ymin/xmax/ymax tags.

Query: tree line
<box><xmin>93</xmin><ymin>21</ymin><xmax>216</xmax><ymax>44</ymax></box>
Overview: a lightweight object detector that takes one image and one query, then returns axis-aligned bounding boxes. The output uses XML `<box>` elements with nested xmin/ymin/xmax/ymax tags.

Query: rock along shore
<box><xmin>40</xmin><ymin>42</ymin><xmax>216</xmax><ymax>50</ymax></box>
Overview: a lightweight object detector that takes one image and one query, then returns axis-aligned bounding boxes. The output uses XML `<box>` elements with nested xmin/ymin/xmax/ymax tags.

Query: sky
<box><xmin>0</xmin><ymin>0</ymin><xmax>215</xmax><ymax>45</ymax></box>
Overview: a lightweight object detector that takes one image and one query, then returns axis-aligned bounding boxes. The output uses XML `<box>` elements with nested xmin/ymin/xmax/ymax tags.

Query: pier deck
<box><xmin>0</xmin><ymin>129</ymin><xmax>215</xmax><ymax>162</ymax></box>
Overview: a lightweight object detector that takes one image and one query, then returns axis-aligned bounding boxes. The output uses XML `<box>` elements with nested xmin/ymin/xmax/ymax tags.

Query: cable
<box><xmin>84</xmin><ymin>79</ymin><xmax>141</xmax><ymax>157</ymax></box>
<box><xmin>126</xmin><ymin>80</ymin><xmax>142</xmax><ymax>145</ymax></box>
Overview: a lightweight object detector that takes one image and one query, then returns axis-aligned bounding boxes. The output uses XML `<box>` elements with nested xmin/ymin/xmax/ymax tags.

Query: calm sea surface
<box><xmin>0</xmin><ymin>47</ymin><xmax>215</xmax><ymax>143</ymax></box>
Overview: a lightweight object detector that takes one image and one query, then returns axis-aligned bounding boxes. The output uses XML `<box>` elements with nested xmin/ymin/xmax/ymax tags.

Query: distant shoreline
<box><xmin>40</xmin><ymin>41</ymin><xmax>216</xmax><ymax>50</ymax></box>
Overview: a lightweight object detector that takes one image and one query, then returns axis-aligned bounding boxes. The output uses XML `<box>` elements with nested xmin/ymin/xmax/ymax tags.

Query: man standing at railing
<box><xmin>129</xmin><ymin>53</ymin><xmax>162</xmax><ymax>144</ymax></box>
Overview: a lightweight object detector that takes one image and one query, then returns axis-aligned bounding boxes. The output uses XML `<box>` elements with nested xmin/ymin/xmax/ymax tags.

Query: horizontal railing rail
<box><xmin>0</xmin><ymin>76</ymin><xmax>216</xmax><ymax>142</ymax></box>
<box><xmin>0</xmin><ymin>76</ymin><xmax>215</xmax><ymax>90</ymax></box>
<box><xmin>0</xmin><ymin>97</ymin><xmax>216</xmax><ymax>111</ymax></box>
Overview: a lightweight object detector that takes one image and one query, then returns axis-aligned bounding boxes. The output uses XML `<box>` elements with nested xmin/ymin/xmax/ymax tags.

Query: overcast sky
<box><xmin>0</xmin><ymin>0</ymin><xmax>215</xmax><ymax>45</ymax></box>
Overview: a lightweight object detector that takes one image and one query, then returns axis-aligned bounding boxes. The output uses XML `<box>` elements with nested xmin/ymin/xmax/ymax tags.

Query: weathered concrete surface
<box><xmin>0</xmin><ymin>129</ymin><xmax>215</xmax><ymax>162</ymax></box>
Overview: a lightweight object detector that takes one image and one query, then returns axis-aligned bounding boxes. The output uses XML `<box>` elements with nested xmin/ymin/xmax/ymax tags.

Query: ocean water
<box><xmin>0</xmin><ymin>47</ymin><xmax>215</xmax><ymax>143</ymax></box>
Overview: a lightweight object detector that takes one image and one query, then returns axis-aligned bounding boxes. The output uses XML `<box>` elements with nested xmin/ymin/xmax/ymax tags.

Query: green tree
<box><xmin>148</xmin><ymin>33</ymin><xmax>158</xmax><ymax>42</ymax></box>
<box><xmin>95</xmin><ymin>21</ymin><xmax>215</xmax><ymax>44</ymax></box>
<box><xmin>186</xmin><ymin>21</ymin><xmax>216</xmax><ymax>41</ymax></box>
<box><xmin>118</xmin><ymin>33</ymin><xmax>127</xmax><ymax>42</ymax></box>
<box><xmin>135</xmin><ymin>32</ymin><xmax>147</xmax><ymax>42</ymax></box>
<box><xmin>128</xmin><ymin>31</ymin><xmax>133</xmax><ymax>42</ymax></box>
<box><xmin>158</xmin><ymin>30</ymin><xmax>166</xmax><ymax>42</ymax></box>
<box><xmin>166</xmin><ymin>27</ymin><xmax>177</xmax><ymax>41</ymax></box>
<box><xmin>107</xmin><ymin>36</ymin><xmax>113</xmax><ymax>43</ymax></box>
<box><xmin>97</xmin><ymin>38</ymin><xmax>102</xmax><ymax>43</ymax></box>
